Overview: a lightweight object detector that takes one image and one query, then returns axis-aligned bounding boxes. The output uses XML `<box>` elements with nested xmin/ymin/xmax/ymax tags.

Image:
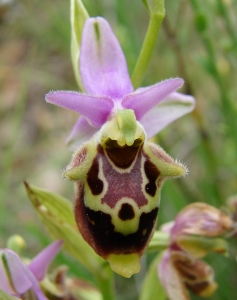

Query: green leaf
<box><xmin>24</xmin><ymin>182</ymin><xmax>104</xmax><ymax>274</ymax></box>
<box><xmin>139</xmin><ymin>252</ymin><xmax>166</xmax><ymax>300</ymax></box>
<box><xmin>0</xmin><ymin>290</ymin><xmax>19</xmax><ymax>300</ymax></box>
<box><xmin>70</xmin><ymin>0</ymin><xmax>89</xmax><ymax>90</ymax></box>
<box><xmin>24</xmin><ymin>182</ymin><xmax>76</xmax><ymax>227</ymax></box>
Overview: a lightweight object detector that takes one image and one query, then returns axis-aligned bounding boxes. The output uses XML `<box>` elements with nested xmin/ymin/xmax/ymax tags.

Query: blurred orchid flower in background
<box><xmin>45</xmin><ymin>17</ymin><xmax>195</xmax><ymax>149</ymax></box>
<box><xmin>158</xmin><ymin>203</ymin><xmax>233</xmax><ymax>300</ymax></box>
<box><xmin>0</xmin><ymin>240</ymin><xmax>63</xmax><ymax>299</ymax></box>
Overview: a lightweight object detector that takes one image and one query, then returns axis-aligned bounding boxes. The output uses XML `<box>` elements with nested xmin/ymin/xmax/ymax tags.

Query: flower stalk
<box><xmin>132</xmin><ymin>0</ymin><xmax>165</xmax><ymax>88</ymax></box>
<box><xmin>147</xmin><ymin>231</ymin><xmax>170</xmax><ymax>252</ymax></box>
<box><xmin>95</xmin><ymin>264</ymin><xmax>115</xmax><ymax>300</ymax></box>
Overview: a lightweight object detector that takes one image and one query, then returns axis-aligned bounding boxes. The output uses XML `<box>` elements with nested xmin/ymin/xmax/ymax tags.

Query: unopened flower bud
<box><xmin>7</xmin><ymin>235</ymin><xmax>26</xmax><ymax>255</ymax></box>
<box><xmin>171</xmin><ymin>202</ymin><xmax>233</xmax><ymax>241</ymax></box>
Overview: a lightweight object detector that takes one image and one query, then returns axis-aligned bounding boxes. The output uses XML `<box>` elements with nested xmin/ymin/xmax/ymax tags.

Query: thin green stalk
<box><xmin>132</xmin><ymin>1</ymin><xmax>165</xmax><ymax>89</ymax></box>
<box><xmin>147</xmin><ymin>231</ymin><xmax>169</xmax><ymax>252</ymax></box>
<box><xmin>96</xmin><ymin>263</ymin><xmax>115</xmax><ymax>300</ymax></box>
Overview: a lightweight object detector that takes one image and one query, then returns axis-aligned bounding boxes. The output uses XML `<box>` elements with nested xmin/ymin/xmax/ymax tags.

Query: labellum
<box><xmin>64</xmin><ymin>109</ymin><xmax>187</xmax><ymax>277</ymax></box>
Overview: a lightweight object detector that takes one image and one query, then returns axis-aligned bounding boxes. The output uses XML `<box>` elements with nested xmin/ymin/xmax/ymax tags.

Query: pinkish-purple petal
<box><xmin>140</xmin><ymin>92</ymin><xmax>195</xmax><ymax>139</ymax></box>
<box><xmin>28</xmin><ymin>240</ymin><xmax>63</xmax><ymax>281</ymax></box>
<box><xmin>158</xmin><ymin>250</ymin><xmax>170</xmax><ymax>292</ymax></box>
<box><xmin>158</xmin><ymin>250</ymin><xmax>189</xmax><ymax>300</ymax></box>
<box><xmin>0</xmin><ymin>249</ymin><xmax>47</xmax><ymax>299</ymax></box>
<box><xmin>21</xmin><ymin>263</ymin><xmax>48</xmax><ymax>300</ymax></box>
<box><xmin>80</xmin><ymin>17</ymin><xmax>133</xmax><ymax>98</ymax></box>
<box><xmin>45</xmin><ymin>91</ymin><xmax>113</xmax><ymax>127</ymax></box>
<box><xmin>160</xmin><ymin>221</ymin><xmax>175</xmax><ymax>234</ymax></box>
<box><xmin>0</xmin><ymin>249</ymin><xmax>32</xmax><ymax>295</ymax></box>
<box><xmin>66</xmin><ymin>116</ymin><xmax>98</xmax><ymax>150</ymax></box>
<box><xmin>122</xmin><ymin>78</ymin><xmax>184</xmax><ymax>120</ymax></box>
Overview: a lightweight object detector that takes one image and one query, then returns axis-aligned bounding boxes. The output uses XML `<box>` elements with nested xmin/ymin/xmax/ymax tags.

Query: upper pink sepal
<box><xmin>0</xmin><ymin>249</ymin><xmax>31</xmax><ymax>295</ymax></box>
<box><xmin>80</xmin><ymin>17</ymin><xmax>133</xmax><ymax>98</ymax></box>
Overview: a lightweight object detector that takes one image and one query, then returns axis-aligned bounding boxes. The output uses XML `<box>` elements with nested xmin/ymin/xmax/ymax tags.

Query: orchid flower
<box><xmin>0</xmin><ymin>240</ymin><xmax>63</xmax><ymax>299</ymax></box>
<box><xmin>158</xmin><ymin>203</ymin><xmax>233</xmax><ymax>300</ymax></box>
<box><xmin>45</xmin><ymin>17</ymin><xmax>195</xmax><ymax>149</ymax></box>
<box><xmin>44</xmin><ymin>17</ymin><xmax>195</xmax><ymax>278</ymax></box>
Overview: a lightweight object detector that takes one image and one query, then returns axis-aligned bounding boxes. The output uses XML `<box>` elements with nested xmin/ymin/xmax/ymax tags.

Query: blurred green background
<box><xmin>0</xmin><ymin>0</ymin><xmax>237</xmax><ymax>299</ymax></box>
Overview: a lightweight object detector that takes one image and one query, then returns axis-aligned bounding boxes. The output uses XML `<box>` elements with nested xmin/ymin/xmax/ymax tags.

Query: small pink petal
<box><xmin>158</xmin><ymin>250</ymin><xmax>190</xmax><ymax>300</ymax></box>
<box><xmin>122</xmin><ymin>78</ymin><xmax>184</xmax><ymax>120</ymax></box>
<box><xmin>0</xmin><ymin>249</ymin><xmax>32</xmax><ymax>295</ymax></box>
<box><xmin>80</xmin><ymin>17</ymin><xmax>133</xmax><ymax>98</ymax></box>
<box><xmin>160</xmin><ymin>221</ymin><xmax>175</xmax><ymax>234</ymax></box>
<box><xmin>28</xmin><ymin>240</ymin><xmax>63</xmax><ymax>281</ymax></box>
<box><xmin>21</xmin><ymin>263</ymin><xmax>48</xmax><ymax>300</ymax></box>
<box><xmin>45</xmin><ymin>91</ymin><xmax>113</xmax><ymax>127</ymax></box>
<box><xmin>140</xmin><ymin>92</ymin><xmax>195</xmax><ymax>139</ymax></box>
<box><xmin>0</xmin><ymin>249</ymin><xmax>47</xmax><ymax>299</ymax></box>
<box><xmin>66</xmin><ymin>116</ymin><xmax>98</xmax><ymax>150</ymax></box>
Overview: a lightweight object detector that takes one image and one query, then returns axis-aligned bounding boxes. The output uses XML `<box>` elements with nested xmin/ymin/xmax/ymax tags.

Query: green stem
<box><xmin>132</xmin><ymin>4</ymin><xmax>165</xmax><ymax>89</ymax></box>
<box><xmin>147</xmin><ymin>231</ymin><xmax>169</xmax><ymax>252</ymax></box>
<box><xmin>96</xmin><ymin>263</ymin><xmax>116</xmax><ymax>300</ymax></box>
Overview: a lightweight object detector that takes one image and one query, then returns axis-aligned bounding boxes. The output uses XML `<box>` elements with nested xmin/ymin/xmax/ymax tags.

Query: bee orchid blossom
<box><xmin>0</xmin><ymin>240</ymin><xmax>63</xmax><ymax>299</ymax></box>
<box><xmin>45</xmin><ymin>17</ymin><xmax>195</xmax><ymax>278</ymax></box>
<box><xmin>158</xmin><ymin>203</ymin><xmax>233</xmax><ymax>300</ymax></box>
<box><xmin>45</xmin><ymin>17</ymin><xmax>195</xmax><ymax>149</ymax></box>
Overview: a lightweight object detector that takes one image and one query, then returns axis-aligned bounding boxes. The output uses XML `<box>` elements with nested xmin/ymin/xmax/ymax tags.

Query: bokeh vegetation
<box><xmin>0</xmin><ymin>0</ymin><xmax>237</xmax><ymax>299</ymax></box>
